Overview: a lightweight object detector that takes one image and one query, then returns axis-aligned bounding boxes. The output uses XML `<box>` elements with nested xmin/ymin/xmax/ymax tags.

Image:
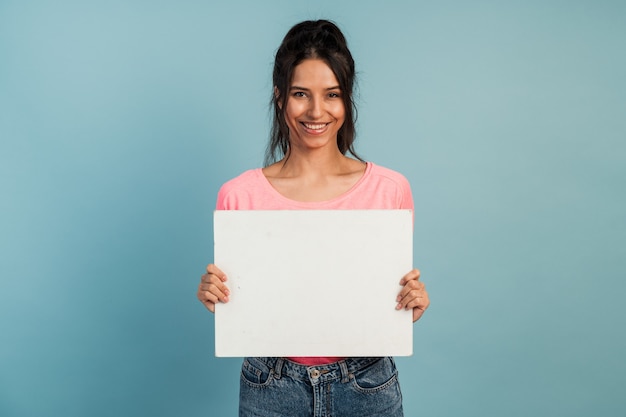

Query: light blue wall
<box><xmin>1</xmin><ymin>1</ymin><xmax>625</xmax><ymax>416</ymax></box>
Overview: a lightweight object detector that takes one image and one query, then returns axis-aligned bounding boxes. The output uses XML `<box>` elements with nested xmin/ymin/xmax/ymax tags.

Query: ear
<box><xmin>274</xmin><ymin>86</ymin><xmax>282</xmax><ymax>109</ymax></box>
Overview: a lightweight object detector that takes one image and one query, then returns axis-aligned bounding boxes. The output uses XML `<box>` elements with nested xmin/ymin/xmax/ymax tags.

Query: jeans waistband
<box><xmin>251</xmin><ymin>356</ymin><xmax>384</xmax><ymax>384</ymax></box>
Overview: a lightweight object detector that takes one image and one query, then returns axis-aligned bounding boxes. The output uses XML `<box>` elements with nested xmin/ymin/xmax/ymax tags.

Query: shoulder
<box><xmin>218</xmin><ymin>169</ymin><xmax>261</xmax><ymax>193</ymax></box>
<box><xmin>216</xmin><ymin>169</ymin><xmax>264</xmax><ymax>209</ymax></box>
<box><xmin>360</xmin><ymin>162</ymin><xmax>413</xmax><ymax>210</ymax></box>
<box><xmin>367</xmin><ymin>163</ymin><xmax>411</xmax><ymax>188</ymax></box>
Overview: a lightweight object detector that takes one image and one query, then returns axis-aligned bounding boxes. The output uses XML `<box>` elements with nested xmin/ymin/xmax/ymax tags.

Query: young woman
<box><xmin>197</xmin><ymin>20</ymin><xmax>430</xmax><ymax>417</ymax></box>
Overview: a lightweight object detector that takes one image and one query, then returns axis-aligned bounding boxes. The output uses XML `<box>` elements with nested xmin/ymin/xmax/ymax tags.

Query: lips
<box><xmin>301</xmin><ymin>122</ymin><xmax>330</xmax><ymax>132</ymax></box>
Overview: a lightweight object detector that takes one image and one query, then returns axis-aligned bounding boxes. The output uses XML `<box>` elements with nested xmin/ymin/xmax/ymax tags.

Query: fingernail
<box><xmin>396</xmin><ymin>304</ymin><xmax>402</xmax><ymax>310</ymax></box>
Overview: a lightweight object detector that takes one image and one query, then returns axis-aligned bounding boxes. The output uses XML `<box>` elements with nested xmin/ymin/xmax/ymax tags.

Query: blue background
<box><xmin>1</xmin><ymin>1</ymin><xmax>625</xmax><ymax>416</ymax></box>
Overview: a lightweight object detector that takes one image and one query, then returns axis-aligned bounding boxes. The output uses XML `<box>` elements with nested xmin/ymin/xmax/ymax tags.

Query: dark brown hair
<box><xmin>265</xmin><ymin>20</ymin><xmax>361</xmax><ymax>166</ymax></box>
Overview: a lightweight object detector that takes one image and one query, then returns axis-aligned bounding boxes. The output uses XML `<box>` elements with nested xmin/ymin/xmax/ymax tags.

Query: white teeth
<box><xmin>303</xmin><ymin>123</ymin><xmax>327</xmax><ymax>130</ymax></box>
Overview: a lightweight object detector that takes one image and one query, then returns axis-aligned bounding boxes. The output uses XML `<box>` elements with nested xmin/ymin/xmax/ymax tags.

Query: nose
<box><xmin>307</xmin><ymin>96</ymin><xmax>323</xmax><ymax>119</ymax></box>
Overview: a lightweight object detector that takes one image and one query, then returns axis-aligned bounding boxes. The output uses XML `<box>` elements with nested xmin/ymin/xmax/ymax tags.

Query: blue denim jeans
<box><xmin>239</xmin><ymin>356</ymin><xmax>404</xmax><ymax>417</ymax></box>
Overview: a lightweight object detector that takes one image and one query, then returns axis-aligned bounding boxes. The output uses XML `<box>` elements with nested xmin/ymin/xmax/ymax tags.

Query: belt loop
<box><xmin>339</xmin><ymin>360</ymin><xmax>350</xmax><ymax>383</ymax></box>
<box><xmin>274</xmin><ymin>357</ymin><xmax>284</xmax><ymax>379</ymax></box>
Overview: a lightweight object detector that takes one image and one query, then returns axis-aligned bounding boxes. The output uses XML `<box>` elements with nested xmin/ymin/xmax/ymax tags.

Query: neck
<box><xmin>279</xmin><ymin>147</ymin><xmax>349</xmax><ymax>176</ymax></box>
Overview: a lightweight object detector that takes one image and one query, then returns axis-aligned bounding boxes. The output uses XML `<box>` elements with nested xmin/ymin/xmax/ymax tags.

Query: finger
<box><xmin>203</xmin><ymin>279</ymin><xmax>230</xmax><ymax>303</ymax></box>
<box><xmin>203</xmin><ymin>273</ymin><xmax>230</xmax><ymax>298</ymax></box>
<box><xmin>396</xmin><ymin>279</ymin><xmax>425</xmax><ymax>302</ymax></box>
<box><xmin>403</xmin><ymin>293</ymin><xmax>430</xmax><ymax>311</ymax></box>
<box><xmin>396</xmin><ymin>288</ymin><xmax>425</xmax><ymax>310</ymax></box>
<box><xmin>197</xmin><ymin>283</ymin><xmax>222</xmax><ymax>302</ymax></box>
<box><xmin>198</xmin><ymin>280</ymin><xmax>229</xmax><ymax>296</ymax></box>
<box><xmin>198</xmin><ymin>271</ymin><xmax>230</xmax><ymax>301</ymax></box>
<box><xmin>396</xmin><ymin>283</ymin><xmax>428</xmax><ymax>309</ymax></box>
<box><xmin>196</xmin><ymin>287</ymin><xmax>216</xmax><ymax>313</ymax></box>
<box><xmin>399</xmin><ymin>268</ymin><xmax>420</xmax><ymax>285</ymax></box>
<box><xmin>406</xmin><ymin>291</ymin><xmax>430</xmax><ymax>322</ymax></box>
<box><xmin>206</xmin><ymin>264</ymin><xmax>227</xmax><ymax>282</ymax></box>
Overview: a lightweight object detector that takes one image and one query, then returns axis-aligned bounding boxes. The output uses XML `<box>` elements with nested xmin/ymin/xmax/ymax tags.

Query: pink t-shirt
<box><xmin>215</xmin><ymin>162</ymin><xmax>414</xmax><ymax>365</ymax></box>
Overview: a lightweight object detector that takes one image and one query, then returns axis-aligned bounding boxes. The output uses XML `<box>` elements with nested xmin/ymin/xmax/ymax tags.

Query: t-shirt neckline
<box><xmin>255</xmin><ymin>162</ymin><xmax>372</xmax><ymax>207</ymax></box>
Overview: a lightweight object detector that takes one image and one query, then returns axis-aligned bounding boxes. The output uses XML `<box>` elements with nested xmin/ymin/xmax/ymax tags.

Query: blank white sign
<box><xmin>214</xmin><ymin>210</ymin><xmax>413</xmax><ymax>357</ymax></box>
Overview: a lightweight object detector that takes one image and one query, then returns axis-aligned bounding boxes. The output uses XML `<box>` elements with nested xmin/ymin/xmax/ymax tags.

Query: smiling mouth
<box><xmin>301</xmin><ymin>122</ymin><xmax>330</xmax><ymax>131</ymax></box>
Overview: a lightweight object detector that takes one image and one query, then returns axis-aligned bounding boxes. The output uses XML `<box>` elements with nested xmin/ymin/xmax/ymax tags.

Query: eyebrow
<box><xmin>289</xmin><ymin>85</ymin><xmax>341</xmax><ymax>91</ymax></box>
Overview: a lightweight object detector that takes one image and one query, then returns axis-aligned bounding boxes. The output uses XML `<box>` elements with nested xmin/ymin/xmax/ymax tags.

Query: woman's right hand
<box><xmin>197</xmin><ymin>264</ymin><xmax>230</xmax><ymax>313</ymax></box>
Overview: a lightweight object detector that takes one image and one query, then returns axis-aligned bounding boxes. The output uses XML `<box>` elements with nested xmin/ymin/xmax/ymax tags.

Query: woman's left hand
<box><xmin>396</xmin><ymin>268</ymin><xmax>430</xmax><ymax>322</ymax></box>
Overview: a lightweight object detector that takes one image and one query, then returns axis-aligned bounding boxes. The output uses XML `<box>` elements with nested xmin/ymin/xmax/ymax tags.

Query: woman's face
<box><xmin>283</xmin><ymin>59</ymin><xmax>345</xmax><ymax>153</ymax></box>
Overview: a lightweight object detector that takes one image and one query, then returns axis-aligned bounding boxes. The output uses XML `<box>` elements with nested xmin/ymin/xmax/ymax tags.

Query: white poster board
<box><xmin>214</xmin><ymin>210</ymin><xmax>413</xmax><ymax>357</ymax></box>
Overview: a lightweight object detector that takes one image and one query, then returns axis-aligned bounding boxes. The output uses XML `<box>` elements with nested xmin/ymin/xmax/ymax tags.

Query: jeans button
<box><xmin>310</xmin><ymin>369</ymin><xmax>320</xmax><ymax>378</ymax></box>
